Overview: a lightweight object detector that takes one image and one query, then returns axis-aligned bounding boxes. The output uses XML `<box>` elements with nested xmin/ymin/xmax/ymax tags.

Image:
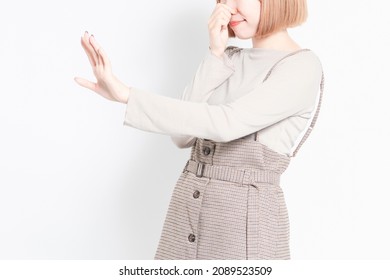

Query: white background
<box><xmin>0</xmin><ymin>0</ymin><xmax>389</xmax><ymax>260</ymax></box>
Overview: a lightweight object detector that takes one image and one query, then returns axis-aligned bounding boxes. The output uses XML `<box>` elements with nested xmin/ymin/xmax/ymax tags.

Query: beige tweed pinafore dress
<box><xmin>154</xmin><ymin>48</ymin><xmax>325</xmax><ymax>260</ymax></box>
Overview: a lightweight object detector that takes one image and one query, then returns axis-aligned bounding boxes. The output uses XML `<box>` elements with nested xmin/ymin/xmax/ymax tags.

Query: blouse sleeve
<box><xmin>170</xmin><ymin>48</ymin><xmax>235</xmax><ymax>148</ymax></box>
<box><xmin>123</xmin><ymin>51</ymin><xmax>323</xmax><ymax>143</ymax></box>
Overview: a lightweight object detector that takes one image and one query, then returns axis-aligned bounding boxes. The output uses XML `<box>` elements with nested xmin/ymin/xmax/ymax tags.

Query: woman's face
<box><xmin>220</xmin><ymin>0</ymin><xmax>261</xmax><ymax>39</ymax></box>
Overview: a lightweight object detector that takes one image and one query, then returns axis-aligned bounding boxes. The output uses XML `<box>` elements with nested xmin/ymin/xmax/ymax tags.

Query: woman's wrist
<box><xmin>112</xmin><ymin>75</ymin><xmax>131</xmax><ymax>104</ymax></box>
<box><xmin>125</xmin><ymin>87</ymin><xmax>131</xmax><ymax>104</ymax></box>
<box><xmin>119</xmin><ymin>87</ymin><xmax>131</xmax><ymax>104</ymax></box>
<box><xmin>209</xmin><ymin>46</ymin><xmax>224</xmax><ymax>59</ymax></box>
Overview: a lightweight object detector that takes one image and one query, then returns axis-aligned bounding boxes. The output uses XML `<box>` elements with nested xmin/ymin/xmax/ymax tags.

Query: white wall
<box><xmin>0</xmin><ymin>0</ymin><xmax>389</xmax><ymax>259</ymax></box>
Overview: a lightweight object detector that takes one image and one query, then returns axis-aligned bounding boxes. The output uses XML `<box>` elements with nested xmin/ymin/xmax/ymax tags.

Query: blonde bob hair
<box><xmin>216</xmin><ymin>0</ymin><xmax>308</xmax><ymax>38</ymax></box>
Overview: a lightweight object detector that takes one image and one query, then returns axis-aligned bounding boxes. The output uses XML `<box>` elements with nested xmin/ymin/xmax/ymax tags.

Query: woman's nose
<box><xmin>221</xmin><ymin>0</ymin><xmax>237</xmax><ymax>9</ymax></box>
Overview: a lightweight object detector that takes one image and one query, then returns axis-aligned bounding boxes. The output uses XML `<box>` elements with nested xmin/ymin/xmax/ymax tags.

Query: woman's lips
<box><xmin>229</xmin><ymin>20</ymin><xmax>245</xmax><ymax>27</ymax></box>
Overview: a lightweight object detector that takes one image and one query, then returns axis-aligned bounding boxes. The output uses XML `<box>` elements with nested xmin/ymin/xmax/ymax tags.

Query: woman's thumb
<box><xmin>74</xmin><ymin>77</ymin><xmax>95</xmax><ymax>91</ymax></box>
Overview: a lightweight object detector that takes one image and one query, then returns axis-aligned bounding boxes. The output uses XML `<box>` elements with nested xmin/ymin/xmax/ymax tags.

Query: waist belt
<box><xmin>183</xmin><ymin>159</ymin><xmax>281</xmax><ymax>186</ymax></box>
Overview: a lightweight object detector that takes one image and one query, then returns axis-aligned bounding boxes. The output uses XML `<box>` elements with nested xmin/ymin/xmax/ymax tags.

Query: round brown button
<box><xmin>193</xmin><ymin>190</ymin><xmax>200</xmax><ymax>199</ymax></box>
<box><xmin>203</xmin><ymin>146</ymin><xmax>211</xmax><ymax>155</ymax></box>
<box><xmin>188</xmin><ymin>233</ymin><xmax>196</xmax><ymax>242</ymax></box>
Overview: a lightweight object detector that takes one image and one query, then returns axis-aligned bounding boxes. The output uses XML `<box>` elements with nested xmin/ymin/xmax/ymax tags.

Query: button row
<box><xmin>189</xmin><ymin>142</ymin><xmax>211</xmax><ymax>246</ymax></box>
<box><xmin>189</xmin><ymin>188</ymin><xmax>200</xmax><ymax>243</ymax></box>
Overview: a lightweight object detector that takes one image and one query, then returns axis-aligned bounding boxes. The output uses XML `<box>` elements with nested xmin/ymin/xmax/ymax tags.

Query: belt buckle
<box><xmin>196</xmin><ymin>162</ymin><xmax>205</xmax><ymax>177</ymax></box>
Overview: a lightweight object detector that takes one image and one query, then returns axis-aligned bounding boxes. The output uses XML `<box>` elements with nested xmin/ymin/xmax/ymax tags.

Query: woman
<box><xmin>74</xmin><ymin>0</ymin><xmax>324</xmax><ymax>260</ymax></box>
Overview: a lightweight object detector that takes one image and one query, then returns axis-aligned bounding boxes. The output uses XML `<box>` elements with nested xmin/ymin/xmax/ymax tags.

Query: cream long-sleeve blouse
<box><xmin>123</xmin><ymin>46</ymin><xmax>323</xmax><ymax>157</ymax></box>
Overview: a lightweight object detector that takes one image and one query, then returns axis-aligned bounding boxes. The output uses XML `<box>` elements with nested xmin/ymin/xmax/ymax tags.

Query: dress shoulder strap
<box><xmin>224</xmin><ymin>45</ymin><xmax>243</xmax><ymax>58</ymax></box>
<box><xmin>290</xmin><ymin>70</ymin><xmax>324</xmax><ymax>157</ymax></box>
<box><xmin>255</xmin><ymin>48</ymin><xmax>325</xmax><ymax>158</ymax></box>
<box><xmin>262</xmin><ymin>48</ymin><xmax>311</xmax><ymax>82</ymax></box>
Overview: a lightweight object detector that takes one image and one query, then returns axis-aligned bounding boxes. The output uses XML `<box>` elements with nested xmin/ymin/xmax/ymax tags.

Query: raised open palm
<box><xmin>74</xmin><ymin>31</ymin><xmax>129</xmax><ymax>104</ymax></box>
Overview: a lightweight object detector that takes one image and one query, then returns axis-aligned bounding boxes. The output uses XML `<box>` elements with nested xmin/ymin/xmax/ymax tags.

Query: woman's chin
<box><xmin>234</xmin><ymin>33</ymin><xmax>253</xmax><ymax>40</ymax></box>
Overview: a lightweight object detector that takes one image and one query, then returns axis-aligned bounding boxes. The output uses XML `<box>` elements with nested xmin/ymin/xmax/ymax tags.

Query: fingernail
<box><xmin>85</xmin><ymin>31</ymin><xmax>88</xmax><ymax>34</ymax></box>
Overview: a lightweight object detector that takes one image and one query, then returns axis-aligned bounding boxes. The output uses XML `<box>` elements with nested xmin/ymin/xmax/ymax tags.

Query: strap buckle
<box><xmin>196</xmin><ymin>162</ymin><xmax>205</xmax><ymax>177</ymax></box>
<box><xmin>182</xmin><ymin>160</ymin><xmax>189</xmax><ymax>173</ymax></box>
